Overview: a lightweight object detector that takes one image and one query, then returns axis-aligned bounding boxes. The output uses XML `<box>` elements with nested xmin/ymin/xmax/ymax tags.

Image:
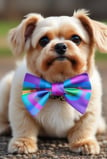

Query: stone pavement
<box><xmin>0</xmin><ymin>57</ymin><xmax>107</xmax><ymax>159</ymax></box>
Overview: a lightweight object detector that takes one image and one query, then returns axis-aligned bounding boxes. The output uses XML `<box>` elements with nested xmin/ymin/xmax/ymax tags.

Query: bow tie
<box><xmin>22</xmin><ymin>73</ymin><xmax>91</xmax><ymax>116</ymax></box>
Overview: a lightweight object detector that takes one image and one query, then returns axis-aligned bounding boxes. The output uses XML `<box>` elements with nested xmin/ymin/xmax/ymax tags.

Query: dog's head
<box><xmin>9</xmin><ymin>9</ymin><xmax>107</xmax><ymax>82</ymax></box>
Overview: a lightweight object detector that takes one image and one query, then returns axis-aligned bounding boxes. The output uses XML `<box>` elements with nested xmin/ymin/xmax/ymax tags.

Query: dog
<box><xmin>0</xmin><ymin>9</ymin><xmax>107</xmax><ymax>155</ymax></box>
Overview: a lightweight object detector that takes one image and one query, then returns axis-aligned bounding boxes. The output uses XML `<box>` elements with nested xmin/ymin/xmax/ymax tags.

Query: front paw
<box><xmin>8</xmin><ymin>137</ymin><xmax>38</xmax><ymax>154</ymax></box>
<box><xmin>69</xmin><ymin>138</ymin><xmax>100</xmax><ymax>155</ymax></box>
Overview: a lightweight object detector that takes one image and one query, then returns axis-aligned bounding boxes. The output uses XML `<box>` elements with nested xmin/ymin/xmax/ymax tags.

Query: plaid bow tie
<box><xmin>22</xmin><ymin>73</ymin><xmax>91</xmax><ymax>116</ymax></box>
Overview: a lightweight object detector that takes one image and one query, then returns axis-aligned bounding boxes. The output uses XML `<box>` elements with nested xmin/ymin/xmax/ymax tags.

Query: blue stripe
<box><xmin>23</xmin><ymin>81</ymin><xmax>36</xmax><ymax>89</ymax></box>
<box><xmin>40</xmin><ymin>79</ymin><xmax>51</xmax><ymax>89</ymax></box>
<box><xmin>30</xmin><ymin>107</ymin><xmax>40</xmax><ymax>116</ymax></box>
<box><xmin>39</xmin><ymin>93</ymin><xmax>50</xmax><ymax>106</ymax></box>
<box><xmin>64</xmin><ymin>81</ymin><xmax>91</xmax><ymax>89</ymax></box>
<box><xmin>22</xmin><ymin>94</ymin><xmax>34</xmax><ymax>110</ymax></box>
<box><xmin>85</xmin><ymin>92</ymin><xmax>91</xmax><ymax>100</ymax></box>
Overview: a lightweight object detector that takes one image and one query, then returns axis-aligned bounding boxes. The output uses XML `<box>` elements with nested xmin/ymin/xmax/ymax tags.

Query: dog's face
<box><xmin>27</xmin><ymin>16</ymin><xmax>91</xmax><ymax>82</ymax></box>
<box><xmin>9</xmin><ymin>10</ymin><xmax>107</xmax><ymax>82</ymax></box>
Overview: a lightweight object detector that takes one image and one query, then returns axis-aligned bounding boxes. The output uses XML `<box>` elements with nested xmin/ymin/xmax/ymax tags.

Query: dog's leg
<box><xmin>0</xmin><ymin>72</ymin><xmax>14</xmax><ymax>135</ymax></box>
<box><xmin>7</xmin><ymin>72</ymin><xmax>40</xmax><ymax>154</ymax></box>
<box><xmin>8</xmin><ymin>110</ymin><xmax>39</xmax><ymax>154</ymax></box>
<box><xmin>68</xmin><ymin>112</ymin><xmax>101</xmax><ymax>155</ymax></box>
<box><xmin>8</xmin><ymin>102</ymin><xmax>39</xmax><ymax>154</ymax></box>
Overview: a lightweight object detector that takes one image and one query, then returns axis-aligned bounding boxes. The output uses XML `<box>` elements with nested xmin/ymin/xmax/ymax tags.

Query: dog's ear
<box><xmin>8</xmin><ymin>13</ymin><xmax>44</xmax><ymax>56</ymax></box>
<box><xmin>74</xmin><ymin>9</ymin><xmax>107</xmax><ymax>53</ymax></box>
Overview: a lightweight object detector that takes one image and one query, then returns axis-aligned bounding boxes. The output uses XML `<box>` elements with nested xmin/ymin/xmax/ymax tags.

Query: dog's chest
<box><xmin>35</xmin><ymin>99</ymin><xmax>81</xmax><ymax>137</ymax></box>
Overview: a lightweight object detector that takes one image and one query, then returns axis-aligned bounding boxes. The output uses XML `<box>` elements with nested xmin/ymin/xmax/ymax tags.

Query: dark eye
<box><xmin>70</xmin><ymin>35</ymin><xmax>82</xmax><ymax>45</ymax></box>
<box><xmin>39</xmin><ymin>36</ymin><xmax>50</xmax><ymax>47</ymax></box>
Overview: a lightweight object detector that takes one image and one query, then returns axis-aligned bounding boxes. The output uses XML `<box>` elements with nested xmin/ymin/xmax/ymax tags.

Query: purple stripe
<box><xmin>65</xmin><ymin>94</ymin><xmax>88</xmax><ymax>114</ymax></box>
<box><xmin>71</xmin><ymin>73</ymin><xmax>88</xmax><ymax>84</ymax></box>
<box><xmin>24</xmin><ymin>73</ymin><xmax>40</xmax><ymax>87</ymax></box>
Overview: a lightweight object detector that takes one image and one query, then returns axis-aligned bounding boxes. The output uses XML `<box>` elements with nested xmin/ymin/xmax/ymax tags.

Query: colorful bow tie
<box><xmin>22</xmin><ymin>73</ymin><xmax>91</xmax><ymax>116</ymax></box>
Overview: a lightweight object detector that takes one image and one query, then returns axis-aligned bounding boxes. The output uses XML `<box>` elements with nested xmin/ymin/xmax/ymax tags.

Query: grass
<box><xmin>0</xmin><ymin>20</ymin><xmax>107</xmax><ymax>60</ymax></box>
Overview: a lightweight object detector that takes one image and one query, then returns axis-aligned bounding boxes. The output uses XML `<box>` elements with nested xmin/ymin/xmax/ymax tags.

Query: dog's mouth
<box><xmin>55</xmin><ymin>56</ymin><xmax>69</xmax><ymax>61</ymax></box>
<box><xmin>47</xmin><ymin>56</ymin><xmax>77</xmax><ymax>66</ymax></box>
<box><xmin>40</xmin><ymin>54</ymin><xmax>85</xmax><ymax>82</ymax></box>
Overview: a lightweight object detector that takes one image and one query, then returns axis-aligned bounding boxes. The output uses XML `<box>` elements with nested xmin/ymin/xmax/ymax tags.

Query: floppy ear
<box><xmin>8</xmin><ymin>13</ymin><xmax>44</xmax><ymax>56</ymax></box>
<box><xmin>90</xmin><ymin>20</ymin><xmax>107</xmax><ymax>53</ymax></box>
<box><xmin>74</xmin><ymin>9</ymin><xmax>107</xmax><ymax>53</ymax></box>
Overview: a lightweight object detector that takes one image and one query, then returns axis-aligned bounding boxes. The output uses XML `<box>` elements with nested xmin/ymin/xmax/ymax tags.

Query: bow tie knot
<box><xmin>52</xmin><ymin>83</ymin><xmax>64</xmax><ymax>96</ymax></box>
<box><xmin>22</xmin><ymin>73</ymin><xmax>92</xmax><ymax>116</ymax></box>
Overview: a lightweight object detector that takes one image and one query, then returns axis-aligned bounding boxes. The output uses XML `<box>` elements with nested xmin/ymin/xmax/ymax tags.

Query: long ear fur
<box><xmin>91</xmin><ymin>20</ymin><xmax>107</xmax><ymax>53</ymax></box>
<box><xmin>8</xmin><ymin>13</ymin><xmax>43</xmax><ymax>56</ymax></box>
<box><xmin>74</xmin><ymin>9</ymin><xmax>107</xmax><ymax>53</ymax></box>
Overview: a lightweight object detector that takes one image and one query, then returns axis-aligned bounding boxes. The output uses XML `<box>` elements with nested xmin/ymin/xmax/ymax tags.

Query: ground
<box><xmin>0</xmin><ymin>57</ymin><xmax>107</xmax><ymax>159</ymax></box>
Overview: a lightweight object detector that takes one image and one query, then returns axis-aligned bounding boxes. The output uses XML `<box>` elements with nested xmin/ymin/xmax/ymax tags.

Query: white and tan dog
<box><xmin>0</xmin><ymin>10</ymin><xmax>107</xmax><ymax>155</ymax></box>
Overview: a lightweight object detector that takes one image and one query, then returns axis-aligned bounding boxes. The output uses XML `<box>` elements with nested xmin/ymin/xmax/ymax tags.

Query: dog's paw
<box><xmin>8</xmin><ymin>137</ymin><xmax>38</xmax><ymax>154</ymax></box>
<box><xmin>69</xmin><ymin>138</ymin><xmax>100</xmax><ymax>155</ymax></box>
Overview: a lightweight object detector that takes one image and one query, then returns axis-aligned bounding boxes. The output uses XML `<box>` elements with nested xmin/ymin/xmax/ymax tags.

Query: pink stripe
<box><xmin>28</xmin><ymin>93</ymin><xmax>43</xmax><ymax>110</ymax></box>
<box><xmin>35</xmin><ymin>103</ymin><xmax>43</xmax><ymax>110</ymax></box>
<box><xmin>78</xmin><ymin>88</ymin><xmax>91</xmax><ymax>92</ymax></box>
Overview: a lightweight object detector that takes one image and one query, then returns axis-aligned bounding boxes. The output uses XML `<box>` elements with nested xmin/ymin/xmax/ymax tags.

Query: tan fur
<box><xmin>8</xmin><ymin>137</ymin><xmax>38</xmax><ymax>154</ymax></box>
<box><xmin>69</xmin><ymin>137</ymin><xmax>100</xmax><ymax>155</ymax></box>
<box><xmin>0</xmin><ymin>9</ymin><xmax>107</xmax><ymax>155</ymax></box>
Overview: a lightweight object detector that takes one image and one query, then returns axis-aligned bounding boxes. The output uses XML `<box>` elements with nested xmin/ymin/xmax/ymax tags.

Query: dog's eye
<box><xmin>39</xmin><ymin>36</ymin><xmax>50</xmax><ymax>47</ymax></box>
<box><xmin>70</xmin><ymin>35</ymin><xmax>81</xmax><ymax>45</ymax></box>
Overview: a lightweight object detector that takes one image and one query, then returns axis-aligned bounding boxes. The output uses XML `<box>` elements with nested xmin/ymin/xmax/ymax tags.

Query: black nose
<box><xmin>55</xmin><ymin>43</ymin><xmax>67</xmax><ymax>55</ymax></box>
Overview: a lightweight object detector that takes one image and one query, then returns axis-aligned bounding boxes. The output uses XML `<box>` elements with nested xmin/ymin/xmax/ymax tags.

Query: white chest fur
<box><xmin>36</xmin><ymin>99</ymin><xmax>81</xmax><ymax>137</ymax></box>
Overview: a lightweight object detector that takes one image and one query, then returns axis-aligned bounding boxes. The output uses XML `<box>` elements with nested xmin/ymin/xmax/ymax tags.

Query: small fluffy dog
<box><xmin>0</xmin><ymin>9</ymin><xmax>107</xmax><ymax>155</ymax></box>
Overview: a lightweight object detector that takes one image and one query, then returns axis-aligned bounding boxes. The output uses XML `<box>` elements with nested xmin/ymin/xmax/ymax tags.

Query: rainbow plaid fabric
<box><xmin>22</xmin><ymin>73</ymin><xmax>91</xmax><ymax>116</ymax></box>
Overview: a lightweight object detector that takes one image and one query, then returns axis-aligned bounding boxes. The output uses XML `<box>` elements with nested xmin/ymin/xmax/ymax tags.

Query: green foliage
<box><xmin>0</xmin><ymin>20</ymin><xmax>19</xmax><ymax>36</ymax></box>
<box><xmin>0</xmin><ymin>21</ymin><xmax>19</xmax><ymax>56</ymax></box>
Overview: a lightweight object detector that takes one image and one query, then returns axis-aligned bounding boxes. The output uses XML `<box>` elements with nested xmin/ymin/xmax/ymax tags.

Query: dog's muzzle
<box><xmin>54</xmin><ymin>43</ymin><xmax>67</xmax><ymax>55</ymax></box>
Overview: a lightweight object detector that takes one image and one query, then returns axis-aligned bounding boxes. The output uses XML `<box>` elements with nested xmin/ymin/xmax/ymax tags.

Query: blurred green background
<box><xmin>0</xmin><ymin>21</ymin><xmax>19</xmax><ymax>56</ymax></box>
<box><xmin>0</xmin><ymin>21</ymin><xmax>107</xmax><ymax>61</ymax></box>
<box><xmin>0</xmin><ymin>0</ymin><xmax>107</xmax><ymax>61</ymax></box>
